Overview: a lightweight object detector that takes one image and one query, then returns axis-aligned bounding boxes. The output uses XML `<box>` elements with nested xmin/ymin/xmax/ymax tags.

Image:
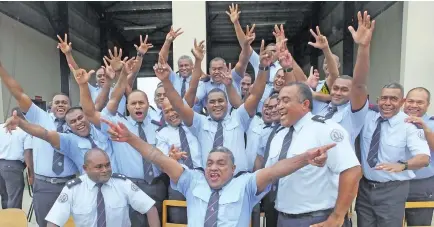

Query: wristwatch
<box><xmin>259</xmin><ymin>65</ymin><xmax>270</xmax><ymax>71</ymax></box>
<box><xmin>398</xmin><ymin>161</ymin><xmax>408</xmax><ymax>171</ymax></box>
<box><xmin>284</xmin><ymin>68</ymin><xmax>293</xmax><ymax>73</ymax></box>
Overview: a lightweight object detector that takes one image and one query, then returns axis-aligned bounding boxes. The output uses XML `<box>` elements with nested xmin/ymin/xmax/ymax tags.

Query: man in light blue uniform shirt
<box><xmin>46</xmin><ymin>148</ymin><xmax>160</xmax><ymax>227</ymax></box>
<box><xmin>356</xmin><ymin>82</ymin><xmax>431</xmax><ymax>227</ymax></box>
<box><xmin>157</xmin><ymin>47</ymin><xmax>268</xmax><ymax>174</ymax></box>
<box><xmin>0</xmin><ymin>62</ymin><xmax>78</xmax><ymax>226</ymax></box>
<box><xmin>76</xmin><ymin>64</ymin><xmax>166</xmax><ymax>227</ymax></box>
<box><xmin>0</xmin><ymin>108</ymin><xmax>32</xmax><ymax>209</ymax></box>
<box><xmin>102</xmin><ymin>112</ymin><xmax>335</xmax><ymax>227</ymax></box>
<box><xmin>403</xmin><ymin>87</ymin><xmax>434</xmax><ymax>226</ymax></box>
<box><xmin>156</xmin><ymin>98</ymin><xmax>202</xmax><ymax>224</ymax></box>
<box><xmin>148</xmin><ymin>82</ymin><xmax>166</xmax><ymax>126</ymax></box>
<box><xmin>5</xmin><ymin>107</ymin><xmax>116</xmax><ymax>174</ymax></box>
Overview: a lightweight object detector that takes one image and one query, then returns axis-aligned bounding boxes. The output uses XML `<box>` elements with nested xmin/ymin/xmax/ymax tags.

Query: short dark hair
<box><xmin>10</xmin><ymin>107</ymin><xmax>25</xmax><ymax>119</ymax></box>
<box><xmin>286</xmin><ymin>82</ymin><xmax>313</xmax><ymax>110</ymax></box>
<box><xmin>65</xmin><ymin>106</ymin><xmax>83</xmax><ymax>116</ymax></box>
<box><xmin>209</xmin><ymin>146</ymin><xmax>235</xmax><ymax>164</ymax></box>
<box><xmin>209</xmin><ymin>57</ymin><xmax>226</xmax><ymax>66</ymax></box>
<box><xmin>383</xmin><ymin>82</ymin><xmax>404</xmax><ymax>98</ymax></box>
<box><xmin>407</xmin><ymin>87</ymin><xmax>431</xmax><ymax>103</ymax></box>
<box><xmin>52</xmin><ymin>92</ymin><xmax>71</xmax><ymax>103</ymax></box>
<box><xmin>206</xmin><ymin>88</ymin><xmax>228</xmax><ymax>103</ymax></box>
<box><xmin>338</xmin><ymin>75</ymin><xmax>353</xmax><ymax>81</ymax></box>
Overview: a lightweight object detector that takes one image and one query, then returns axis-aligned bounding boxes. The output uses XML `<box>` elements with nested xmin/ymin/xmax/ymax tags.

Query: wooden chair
<box><xmin>0</xmin><ymin>208</ymin><xmax>28</xmax><ymax>227</ymax></box>
<box><xmin>64</xmin><ymin>216</ymin><xmax>75</xmax><ymax>227</ymax></box>
<box><xmin>25</xmin><ymin>172</ymin><xmax>34</xmax><ymax>222</ymax></box>
<box><xmin>162</xmin><ymin>200</ymin><xmax>187</xmax><ymax>227</ymax></box>
<box><xmin>403</xmin><ymin>201</ymin><xmax>434</xmax><ymax>227</ymax></box>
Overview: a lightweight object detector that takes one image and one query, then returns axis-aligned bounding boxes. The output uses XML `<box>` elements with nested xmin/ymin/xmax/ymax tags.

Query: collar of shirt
<box><xmin>177</xmin><ymin>73</ymin><xmax>192</xmax><ymax>81</ymax></box>
<box><xmin>127</xmin><ymin>114</ymin><xmax>151</xmax><ymax>127</ymax></box>
<box><xmin>293</xmin><ymin>112</ymin><xmax>313</xmax><ymax>132</ymax></box>
<box><xmin>423</xmin><ymin>114</ymin><xmax>431</xmax><ymax>122</ymax></box>
<box><xmin>328</xmin><ymin>101</ymin><xmax>350</xmax><ymax>112</ymax></box>
<box><xmin>83</xmin><ymin>174</ymin><xmax>113</xmax><ymax>191</ymax></box>
<box><xmin>372</xmin><ymin>111</ymin><xmax>404</xmax><ymax>127</ymax></box>
<box><xmin>206</xmin><ymin>113</ymin><xmax>231</xmax><ymax>124</ymax></box>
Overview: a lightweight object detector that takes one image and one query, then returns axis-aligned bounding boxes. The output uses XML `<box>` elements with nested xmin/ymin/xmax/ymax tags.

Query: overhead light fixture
<box><xmin>123</xmin><ymin>25</ymin><xmax>157</xmax><ymax>31</ymax></box>
<box><xmin>255</xmin><ymin>21</ymin><xmax>287</xmax><ymax>27</ymax></box>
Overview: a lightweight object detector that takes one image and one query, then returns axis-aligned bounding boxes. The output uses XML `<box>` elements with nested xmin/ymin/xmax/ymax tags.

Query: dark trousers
<box><xmin>167</xmin><ymin>186</ymin><xmax>187</xmax><ymax>224</ymax></box>
<box><xmin>33</xmin><ymin>178</ymin><xmax>66</xmax><ymax>226</ymax></box>
<box><xmin>277</xmin><ymin>209</ymin><xmax>352</xmax><ymax>227</ymax></box>
<box><xmin>356</xmin><ymin>178</ymin><xmax>409</xmax><ymax>227</ymax></box>
<box><xmin>405</xmin><ymin>176</ymin><xmax>434</xmax><ymax>226</ymax></box>
<box><xmin>251</xmin><ymin>203</ymin><xmax>261</xmax><ymax>227</ymax></box>
<box><xmin>263</xmin><ymin>194</ymin><xmax>278</xmax><ymax>227</ymax></box>
<box><xmin>129</xmin><ymin>177</ymin><xmax>167</xmax><ymax>227</ymax></box>
<box><xmin>0</xmin><ymin>160</ymin><xmax>25</xmax><ymax>209</ymax></box>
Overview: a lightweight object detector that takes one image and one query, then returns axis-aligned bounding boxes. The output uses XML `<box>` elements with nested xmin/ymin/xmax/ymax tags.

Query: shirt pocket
<box><xmin>382</xmin><ymin>134</ymin><xmax>407</xmax><ymax>162</ymax></box>
<box><xmin>72</xmin><ymin>202</ymin><xmax>93</xmax><ymax>226</ymax></box>
<box><xmin>220</xmin><ymin>190</ymin><xmax>243</xmax><ymax>221</ymax></box>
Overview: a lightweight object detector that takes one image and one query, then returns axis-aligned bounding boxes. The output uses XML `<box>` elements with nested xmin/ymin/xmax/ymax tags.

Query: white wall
<box><xmin>400</xmin><ymin>1</ymin><xmax>434</xmax><ymax>115</ymax></box>
<box><xmin>367</xmin><ymin>2</ymin><xmax>403</xmax><ymax>103</ymax></box>
<box><xmin>137</xmin><ymin>77</ymin><xmax>161</xmax><ymax>110</ymax></box>
<box><xmin>0</xmin><ymin>12</ymin><xmax>99</xmax><ymax>121</ymax></box>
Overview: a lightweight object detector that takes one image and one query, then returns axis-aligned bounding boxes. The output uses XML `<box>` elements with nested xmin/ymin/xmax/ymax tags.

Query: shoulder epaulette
<box><xmin>255</xmin><ymin>112</ymin><xmax>262</xmax><ymax>118</ymax></box>
<box><xmin>312</xmin><ymin>115</ymin><xmax>326</xmax><ymax>123</ymax></box>
<box><xmin>201</xmin><ymin>76</ymin><xmax>211</xmax><ymax>82</ymax></box>
<box><xmin>234</xmin><ymin>171</ymin><xmax>248</xmax><ymax>178</ymax></box>
<box><xmin>430</xmin><ymin>116</ymin><xmax>434</xmax><ymax>120</ymax></box>
<box><xmin>116</xmin><ymin>111</ymin><xmax>127</xmax><ymax>120</ymax></box>
<box><xmin>151</xmin><ymin>120</ymin><xmax>162</xmax><ymax>127</ymax></box>
<box><xmin>156</xmin><ymin>124</ymin><xmax>167</xmax><ymax>132</ymax></box>
<box><xmin>369</xmin><ymin>104</ymin><xmax>379</xmax><ymax>112</ymax></box>
<box><xmin>66</xmin><ymin>178</ymin><xmax>82</xmax><ymax>189</ymax></box>
<box><xmin>193</xmin><ymin>167</ymin><xmax>205</xmax><ymax>172</ymax></box>
<box><xmin>111</xmin><ymin>173</ymin><xmax>127</xmax><ymax>180</ymax></box>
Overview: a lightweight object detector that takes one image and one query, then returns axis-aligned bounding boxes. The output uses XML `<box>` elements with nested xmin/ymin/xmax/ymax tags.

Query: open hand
<box><xmin>57</xmin><ymin>34</ymin><xmax>72</xmax><ymax>54</ymax></box>
<box><xmin>153</xmin><ymin>56</ymin><xmax>171</xmax><ymax>81</ymax></box>
<box><xmin>104</xmin><ymin>47</ymin><xmax>125</xmax><ymax>72</ymax></box>
<box><xmin>348</xmin><ymin>11</ymin><xmax>376</xmax><ymax>47</ymax></box>
<box><xmin>259</xmin><ymin>40</ymin><xmax>272</xmax><ymax>67</ymax></box>
<box><xmin>308</xmin><ymin>26</ymin><xmax>329</xmax><ymax>50</ymax></box>
<box><xmin>306</xmin><ymin>66</ymin><xmax>320</xmax><ymax>89</ymax></box>
<box><xmin>243</xmin><ymin>24</ymin><xmax>256</xmax><ymax>47</ymax></box>
<box><xmin>191</xmin><ymin>39</ymin><xmax>206</xmax><ymax>61</ymax></box>
<box><xmin>135</xmin><ymin>35</ymin><xmax>154</xmax><ymax>55</ymax></box>
<box><xmin>3</xmin><ymin>110</ymin><xmax>21</xmax><ymax>134</ymax></box>
<box><xmin>69</xmin><ymin>64</ymin><xmax>95</xmax><ymax>85</ymax></box>
<box><xmin>166</xmin><ymin>26</ymin><xmax>184</xmax><ymax>43</ymax></box>
<box><xmin>222</xmin><ymin>63</ymin><xmax>233</xmax><ymax>86</ymax></box>
<box><xmin>225</xmin><ymin>3</ymin><xmax>241</xmax><ymax>23</ymax></box>
<box><xmin>168</xmin><ymin>145</ymin><xmax>188</xmax><ymax>161</ymax></box>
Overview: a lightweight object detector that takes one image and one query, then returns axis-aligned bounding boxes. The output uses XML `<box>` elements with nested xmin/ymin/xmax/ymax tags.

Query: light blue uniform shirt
<box><xmin>25</xmin><ymin>103</ymin><xmax>78</xmax><ymax>177</ymax></box>
<box><xmin>168</xmin><ymin>71</ymin><xmax>197</xmax><ymax>96</ymax></box>
<box><xmin>101</xmin><ymin>109</ymin><xmax>160</xmax><ymax>179</ymax></box>
<box><xmin>189</xmin><ymin>104</ymin><xmax>252</xmax><ymax>173</ymax></box>
<box><xmin>249</xmin><ymin>50</ymin><xmax>281</xmax><ymax>84</ymax></box>
<box><xmin>148</xmin><ymin>107</ymin><xmax>163</xmax><ymax>125</ymax></box>
<box><xmin>195</xmin><ymin>70</ymin><xmax>242</xmax><ymax>113</ymax></box>
<box><xmin>413</xmin><ymin>114</ymin><xmax>434</xmax><ymax>179</ymax></box>
<box><xmin>45</xmin><ymin>174</ymin><xmax>155</xmax><ymax>227</ymax></box>
<box><xmin>256</xmin><ymin>122</ymin><xmax>278</xmax><ymax>158</ymax></box>
<box><xmin>361</xmin><ymin>111</ymin><xmax>431</xmax><ymax>182</ymax></box>
<box><xmin>245</xmin><ymin>116</ymin><xmax>272</xmax><ymax>171</ymax></box>
<box><xmin>172</xmin><ymin>168</ymin><xmax>270</xmax><ymax>227</ymax></box>
<box><xmin>0</xmin><ymin>124</ymin><xmax>32</xmax><ymax>162</ymax></box>
<box><xmin>58</xmin><ymin>124</ymin><xmax>116</xmax><ymax>174</ymax></box>
<box><xmin>88</xmin><ymin>83</ymin><xmax>127</xmax><ymax>115</ymax></box>
<box><xmin>156</xmin><ymin>124</ymin><xmax>202</xmax><ymax>168</ymax></box>
<box><xmin>265</xmin><ymin>112</ymin><xmax>359</xmax><ymax>214</ymax></box>
<box><xmin>314</xmin><ymin>100</ymin><xmax>369</xmax><ymax>147</ymax></box>
<box><xmin>256</xmin><ymin>83</ymin><xmax>275</xmax><ymax>113</ymax></box>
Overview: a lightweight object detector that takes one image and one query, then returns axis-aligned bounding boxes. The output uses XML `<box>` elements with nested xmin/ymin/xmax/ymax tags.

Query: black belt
<box><xmin>279</xmin><ymin>208</ymin><xmax>333</xmax><ymax>219</ymax></box>
<box><xmin>128</xmin><ymin>175</ymin><xmax>165</xmax><ymax>185</ymax></box>
<box><xmin>363</xmin><ymin>177</ymin><xmax>407</xmax><ymax>189</ymax></box>
<box><xmin>35</xmin><ymin>174</ymin><xmax>75</xmax><ymax>184</ymax></box>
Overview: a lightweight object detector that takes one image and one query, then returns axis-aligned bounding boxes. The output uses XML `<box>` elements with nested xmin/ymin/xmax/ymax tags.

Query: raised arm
<box><xmin>226</xmin><ymin>3</ymin><xmax>254</xmax><ymax>56</ymax></box>
<box><xmin>308</xmin><ymin>26</ymin><xmax>339</xmax><ymax>88</ymax></box>
<box><xmin>0</xmin><ymin>62</ymin><xmax>33</xmax><ymax>112</ymax></box>
<box><xmin>4</xmin><ymin>111</ymin><xmax>60</xmax><ymax>150</ymax></box>
<box><xmin>275</xmin><ymin>39</ymin><xmax>296</xmax><ymax>84</ymax></box>
<box><xmin>102</xmin><ymin>119</ymin><xmax>184</xmax><ymax>184</ymax></box>
<box><xmin>348</xmin><ymin>11</ymin><xmax>375</xmax><ymax>110</ymax></box>
<box><xmin>244</xmin><ymin>40</ymin><xmax>271</xmax><ymax>117</ymax></box>
<box><xmin>255</xmin><ymin>143</ymin><xmax>335</xmax><ymax>193</ymax></box>
<box><xmin>184</xmin><ymin>40</ymin><xmax>205</xmax><ymax>107</ymax></box>
<box><xmin>221</xmin><ymin>63</ymin><xmax>242</xmax><ymax>108</ymax></box>
<box><xmin>159</xmin><ymin>26</ymin><xmax>183</xmax><ymax>62</ymax></box>
<box><xmin>128</xmin><ymin>34</ymin><xmax>153</xmax><ymax>90</ymax></box>
<box><xmin>71</xmin><ymin>65</ymin><xmax>102</xmax><ymax>127</ymax></box>
<box><xmin>57</xmin><ymin>34</ymin><xmax>79</xmax><ymax>70</ymax></box>
<box><xmin>155</xmin><ymin>56</ymin><xmax>195</xmax><ymax>126</ymax></box>
<box><xmin>93</xmin><ymin>66</ymin><xmax>114</xmax><ymax>112</ymax></box>
<box><xmin>233</xmin><ymin>25</ymin><xmax>256</xmax><ymax>80</ymax></box>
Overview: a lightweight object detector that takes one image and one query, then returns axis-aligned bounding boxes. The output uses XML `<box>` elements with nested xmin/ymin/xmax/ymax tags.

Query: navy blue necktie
<box><xmin>181</xmin><ymin>78</ymin><xmax>187</xmax><ymax>97</ymax></box>
<box><xmin>52</xmin><ymin>119</ymin><xmax>65</xmax><ymax>174</ymax></box>
<box><xmin>204</xmin><ymin>189</ymin><xmax>220</xmax><ymax>227</ymax></box>
<box><xmin>324</xmin><ymin>106</ymin><xmax>338</xmax><ymax>120</ymax></box>
<box><xmin>138</xmin><ymin>122</ymin><xmax>154</xmax><ymax>183</ymax></box>
<box><xmin>179</xmin><ymin>126</ymin><xmax>193</xmax><ymax>168</ymax></box>
<box><xmin>262</xmin><ymin>124</ymin><xmax>280</xmax><ymax>168</ymax></box>
<box><xmin>213</xmin><ymin>121</ymin><xmax>224</xmax><ymax>148</ymax></box>
<box><xmin>367</xmin><ymin>117</ymin><xmax>387</xmax><ymax>167</ymax></box>
<box><xmin>96</xmin><ymin>183</ymin><xmax>106</xmax><ymax>227</ymax></box>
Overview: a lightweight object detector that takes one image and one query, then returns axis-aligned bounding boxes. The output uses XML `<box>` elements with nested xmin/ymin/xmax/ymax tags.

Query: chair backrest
<box><xmin>403</xmin><ymin>201</ymin><xmax>434</xmax><ymax>227</ymax></box>
<box><xmin>162</xmin><ymin>200</ymin><xmax>187</xmax><ymax>227</ymax></box>
<box><xmin>64</xmin><ymin>216</ymin><xmax>75</xmax><ymax>227</ymax></box>
<box><xmin>0</xmin><ymin>208</ymin><xmax>28</xmax><ymax>227</ymax></box>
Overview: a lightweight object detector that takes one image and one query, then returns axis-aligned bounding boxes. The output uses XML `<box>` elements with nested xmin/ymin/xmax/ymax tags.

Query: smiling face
<box><xmin>241</xmin><ymin>74</ymin><xmax>252</xmax><ymax>97</ymax></box>
<box><xmin>206</xmin><ymin>90</ymin><xmax>228</xmax><ymax>121</ymax></box>
<box><xmin>178</xmin><ymin>58</ymin><xmax>193</xmax><ymax>78</ymax></box>
<box><xmin>127</xmin><ymin>91</ymin><xmax>149</xmax><ymax>122</ymax></box>
<box><xmin>404</xmin><ymin>88</ymin><xmax>430</xmax><ymax>117</ymax></box>
<box><xmin>96</xmin><ymin>68</ymin><xmax>106</xmax><ymax>87</ymax></box>
<box><xmin>162</xmin><ymin>98</ymin><xmax>182</xmax><ymax>127</ymax></box>
<box><xmin>378</xmin><ymin>87</ymin><xmax>404</xmax><ymax>119</ymax></box>
<box><xmin>205</xmin><ymin>150</ymin><xmax>235</xmax><ymax>190</ymax></box>
<box><xmin>51</xmin><ymin>94</ymin><xmax>70</xmax><ymax>119</ymax></box>
<box><xmin>330</xmin><ymin>77</ymin><xmax>352</xmax><ymax>106</ymax></box>
<box><xmin>154</xmin><ymin>86</ymin><xmax>166</xmax><ymax>110</ymax></box>
<box><xmin>277</xmin><ymin>85</ymin><xmax>311</xmax><ymax>127</ymax></box>
<box><xmin>84</xmin><ymin>149</ymin><xmax>112</xmax><ymax>184</ymax></box>
<box><xmin>273</xmin><ymin>69</ymin><xmax>286</xmax><ymax>91</ymax></box>
<box><xmin>65</xmin><ymin>108</ymin><xmax>91</xmax><ymax>137</ymax></box>
<box><xmin>209</xmin><ymin>59</ymin><xmax>226</xmax><ymax>84</ymax></box>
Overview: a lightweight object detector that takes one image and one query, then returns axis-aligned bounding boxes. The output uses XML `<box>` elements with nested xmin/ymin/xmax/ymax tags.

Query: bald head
<box><xmin>84</xmin><ymin>148</ymin><xmax>109</xmax><ymax>165</ymax></box>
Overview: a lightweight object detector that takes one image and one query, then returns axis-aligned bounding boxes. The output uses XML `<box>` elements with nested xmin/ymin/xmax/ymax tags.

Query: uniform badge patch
<box><xmin>131</xmin><ymin>183</ymin><xmax>139</xmax><ymax>192</ymax></box>
<box><xmin>330</xmin><ymin>129</ymin><xmax>344</xmax><ymax>142</ymax></box>
<box><xmin>58</xmin><ymin>193</ymin><xmax>68</xmax><ymax>203</ymax></box>
<box><xmin>418</xmin><ymin>130</ymin><xmax>426</xmax><ymax>141</ymax></box>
